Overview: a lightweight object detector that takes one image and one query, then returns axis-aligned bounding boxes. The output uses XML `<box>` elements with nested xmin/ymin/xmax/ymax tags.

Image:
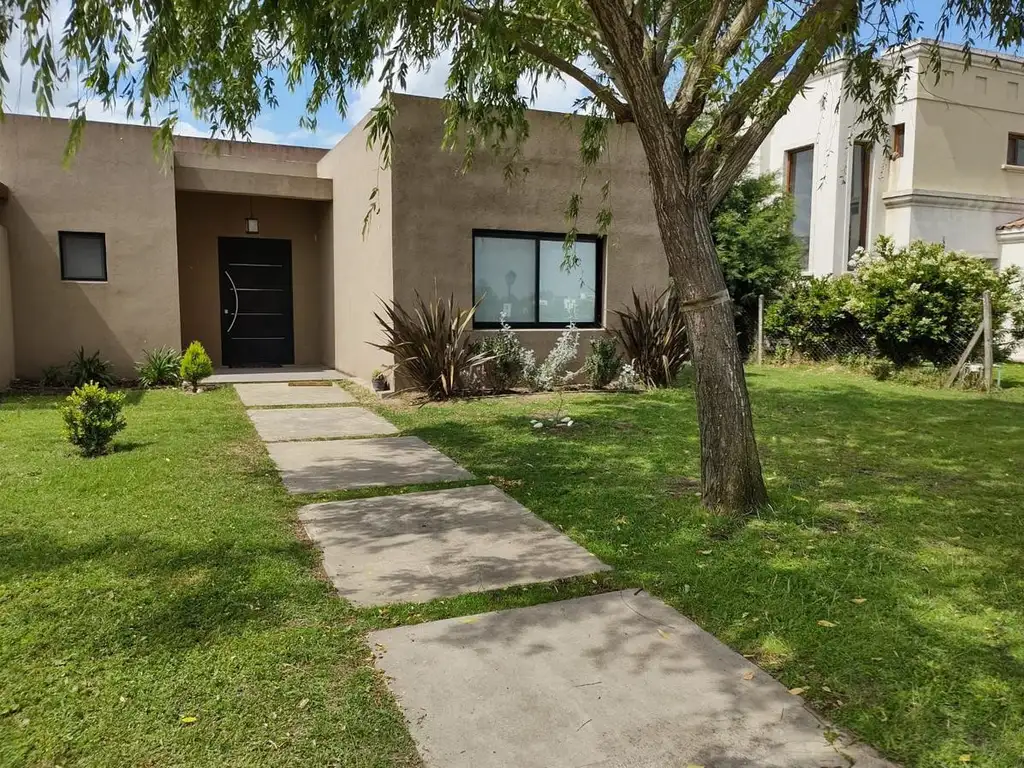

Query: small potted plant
<box><xmin>371</xmin><ymin>369</ymin><xmax>390</xmax><ymax>392</ymax></box>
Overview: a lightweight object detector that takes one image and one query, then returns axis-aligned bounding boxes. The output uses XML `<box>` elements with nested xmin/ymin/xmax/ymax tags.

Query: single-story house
<box><xmin>0</xmin><ymin>93</ymin><xmax>667</xmax><ymax>389</ymax></box>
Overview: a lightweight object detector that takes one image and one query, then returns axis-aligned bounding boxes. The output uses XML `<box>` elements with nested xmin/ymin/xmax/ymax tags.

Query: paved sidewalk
<box><xmin>236</xmin><ymin>382</ymin><xmax>355</xmax><ymax>406</ymax></box>
<box><xmin>266</xmin><ymin>436</ymin><xmax>473</xmax><ymax>493</ymax></box>
<box><xmin>248</xmin><ymin>406</ymin><xmax>397</xmax><ymax>441</ymax></box>
<box><xmin>371</xmin><ymin>590</ymin><xmax>896</xmax><ymax>768</ymax></box>
<box><xmin>299</xmin><ymin>485</ymin><xmax>608</xmax><ymax>605</ymax></box>
<box><xmin>237</xmin><ymin>379</ymin><xmax>893</xmax><ymax>768</ymax></box>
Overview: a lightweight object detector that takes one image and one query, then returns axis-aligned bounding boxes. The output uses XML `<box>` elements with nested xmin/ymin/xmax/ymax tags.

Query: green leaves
<box><xmin>371</xmin><ymin>293</ymin><xmax>489</xmax><ymax>399</ymax></box>
<box><xmin>610</xmin><ymin>289</ymin><xmax>689</xmax><ymax>388</ymax></box>
<box><xmin>59</xmin><ymin>381</ymin><xmax>127</xmax><ymax>457</ymax></box>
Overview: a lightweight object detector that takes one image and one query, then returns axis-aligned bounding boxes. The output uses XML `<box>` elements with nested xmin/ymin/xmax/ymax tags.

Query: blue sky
<box><xmin>1</xmin><ymin>0</ymin><xmax>1012</xmax><ymax>149</ymax></box>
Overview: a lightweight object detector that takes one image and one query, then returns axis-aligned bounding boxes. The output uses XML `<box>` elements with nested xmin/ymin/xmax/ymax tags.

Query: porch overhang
<box><xmin>173</xmin><ymin>151</ymin><xmax>332</xmax><ymax>201</ymax></box>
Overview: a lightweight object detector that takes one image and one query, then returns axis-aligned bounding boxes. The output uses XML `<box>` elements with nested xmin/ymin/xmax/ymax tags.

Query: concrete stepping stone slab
<box><xmin>299</xmin><ymin>485</ymin><xmax>609</xmax><ymax>605</ymax></box>
<box><xmin>370</xmin><ymin>590</ymin><xmax>895</xmax><ymax>768</ymax></box>
<box><xmin>266</xmin><ymin>436</ymin><xmax>473</xmax><ymax>494</ymax></box>
<box><xmin>209</xmin><ymin>367</ymin><xmax>345</xmax><ymax>384</ymax></box>
<box><xmin>247</xmin><ymin>406</ymin><xmax>397</xmax><ymax>442</ymax></box>
<box><xmin>235</xmin><ymin>382</ymin><xmax>355</xmax><ymax>406</ymax></box>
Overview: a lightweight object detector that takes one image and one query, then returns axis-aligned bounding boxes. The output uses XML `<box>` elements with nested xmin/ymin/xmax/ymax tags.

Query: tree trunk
<box><xmin>638</xmin><ymin>128</ymin><xmax>769</xmax><ymax>514</ymax></box>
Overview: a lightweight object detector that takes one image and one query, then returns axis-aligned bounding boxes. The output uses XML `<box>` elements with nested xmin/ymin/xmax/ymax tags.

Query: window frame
<box><xmin>892</xmin><ymin>123</ymin><xmax>905</xmax><ymax>158</ymax></box>
<box><xmin>785</xmin><ymin>145</ymin><xmax>814</xmax><ymax>271</ymax></box>
<box><xmin>59</xmin><ymin>231</ymin><xmax>108</xmax><ymax>282</ymax></box>
<box><xmin>472</xmin><ymin>229</ymin><xmax>604</xmax><ymax>330</ymax></box>
<box><xmin>784</xmin><ymin>144</ymin><xmax>814</xmax><ymax>195</ymax></box>
<box><xmin>1007</xmin><ymin>133</ymin><xmax>1024</xmax><ymax>166</ymax></box>
<box><xmin>848</xmin><ymin>142</ymin><xmax>872</xmax><ymax>258</ymax></box>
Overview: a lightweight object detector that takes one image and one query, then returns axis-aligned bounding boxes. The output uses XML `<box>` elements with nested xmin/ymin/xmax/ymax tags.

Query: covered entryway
<box><xmin>219</xmin><ymin>237</ymin><xmax>294</xmax><ymax>366</ymax></box>
<box><xmin>175</xmin><ymin>184</ymin><xmax>330</xmax><ymax>369</ymax></box>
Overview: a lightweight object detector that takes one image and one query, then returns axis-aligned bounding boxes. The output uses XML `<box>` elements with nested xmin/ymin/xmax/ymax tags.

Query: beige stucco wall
<box><xmin>913</xmin><ymin>98</ymin><xmax>1024</xmax><ymax>199</ymax></box>
<box><xmin>0</xmin><ymin>225</ymin><xmax>14</xmax><ymax>388</ymax></box>
<box><xmin>0</xmin><ymin>115</ymin><xmax>181</xmax><ymax>378</ymax></box>
<box><xmin>388</xmin><ymin>94</ymin><xmax>668</xmax><ymax>366</ymax></box>
<box><xmin>176</xmin><ymin>191</ymin><xmax>327</xmax><ymax>367</ymax></box>
<box><xmin>316</xmin><ymin>115</ymin><xmax>395</xmax><ymax>381</ymax></box>
<box><xmin>173</xmin><ymin>136</ymin><xmax>328</xmax><ymax>163</ymax></box>
<box><xmin>911</xmin><ymin>57</ymin><xmax>1024</xmax><ymax>198</ymax></box>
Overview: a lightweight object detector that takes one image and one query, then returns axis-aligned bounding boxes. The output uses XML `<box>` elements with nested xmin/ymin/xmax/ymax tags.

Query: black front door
<box><xmin>219</xmin><ymin>237</ymin><xmax>295</xmax><ymax>367</ymax></box>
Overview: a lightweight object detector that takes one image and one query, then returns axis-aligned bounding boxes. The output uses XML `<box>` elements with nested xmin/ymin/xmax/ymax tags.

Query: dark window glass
<box><xmin>473</xmin><ymin>232</ymin><xmax>602</xmax><ymax>328</ymax></box>
<box><xmin>786</xmin><ymin>147</ymin><xmax>814</xmax><ymax>270</ymax></box>
<box><xmin>1008</xmin><ymin>134</ymin><xmax>1024</xmax><ymax>166</ymax></box>
<box><xmin>848</xmin><ymin>143</ymin><xmax>871</xmax><ymax>263</ymax></box>
<box><xmin>59</xmin><ymin>232</ymin><xmax>107</xmax><ymax>282</ymax></box>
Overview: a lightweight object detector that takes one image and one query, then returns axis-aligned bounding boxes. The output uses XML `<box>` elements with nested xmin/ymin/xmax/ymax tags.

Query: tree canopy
<box><xmin>5</xmin><ymin>0</ymin><xmax>1023</xmax><ymax>514</ymax></box>
<box><xmin>5</xmin><ymin>0</ymin><xmax>1023</xmax><ymax>194</ymax></box>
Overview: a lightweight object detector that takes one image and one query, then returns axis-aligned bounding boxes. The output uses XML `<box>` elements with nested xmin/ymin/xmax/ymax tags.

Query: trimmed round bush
<box><xmin>60</xmin><ymin>382</ymin><xmax>127</xmax><ymax>457</ymax></box>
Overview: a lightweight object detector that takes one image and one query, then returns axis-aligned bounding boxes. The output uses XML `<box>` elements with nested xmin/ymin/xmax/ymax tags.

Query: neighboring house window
<box><xmin>892</xmin><ymin>123</ymin><xmax>905</xmax><ymax>158</ymax></box>
<box><xmin>473</xmin><ymin>231</ymin><xmax>602</xmax><ymax>328</ymax></box>
<box><xmin>848</xmin><ymin>143</ymin><xmax>872</xmax><ymax>262</ymax></box>
<box><xmin>785</xmin><ymin>146</ymin><xmax>814</xmax><ymax>270</ymax></box>
<box><xmin>59</xmin><ymin>231</ymin><xmax>107</xmax><ymax>281</ymax></box>
<box><xmin>1007</xmin><ymin>133</ymin><xmax>1024</xmax><ymax>166</ymax></box>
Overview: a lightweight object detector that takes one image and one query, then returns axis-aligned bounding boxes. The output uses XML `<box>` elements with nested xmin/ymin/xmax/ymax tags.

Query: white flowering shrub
<box><xmin>528</xmin><ymin>323</ymin><xmax>580</xmax><ymax>391</ymax></box>
<box><xmin>478</xmin><ymin>313</ymin><xmax>534</xmax><ymax>391</ymax></box>
<box><xmin>610</xmin><ymin>362</ymin><xmax>642</xmax><ymax>391</ymax></box>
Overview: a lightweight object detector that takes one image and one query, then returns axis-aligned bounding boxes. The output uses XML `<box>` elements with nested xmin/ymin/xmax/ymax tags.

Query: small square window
<box><xmin>892</xmin><ymin>123</ymin><xmax>905</xmax><ymax>158</ymax></box>
<box><xmin>59</xmin><ymin>232</ymin><xmax>107</xmax><ymax>282</ymax></box>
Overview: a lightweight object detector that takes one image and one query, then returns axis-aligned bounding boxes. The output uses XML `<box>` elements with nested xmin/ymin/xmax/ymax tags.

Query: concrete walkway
<box><xmin>248</xmin><ymin>407</ymin><xmax>398</xmax><ymax>442</ymax></box>
<box><xmin>210</xmin><ymin>366</ymin><xmax>345</xmax><ymax>384</ymax></box>
<box><xmin>300</xmin><ymin>485</ymin><xmax>609</xmax><ymax>605</ymax></box>
<box><xmin>236</xmin><ymin>382</ymin><xmax>355</xmax><ymax>406</ymax></box>
<box><xmin>372</xmin><ymin>591</ymin><xmax>894</xmax><ymax>768</ymax></box>
<box><xmin>237</xmin><ymin>378</ymin><xmax>894</xmax><ymax>768</ymax></box>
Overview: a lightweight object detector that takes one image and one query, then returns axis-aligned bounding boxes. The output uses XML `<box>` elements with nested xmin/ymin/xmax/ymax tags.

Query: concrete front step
<box><xmin>210</xmin><ymin>366</ymin><xmax>345</xmax><ymax>384</ymax></box>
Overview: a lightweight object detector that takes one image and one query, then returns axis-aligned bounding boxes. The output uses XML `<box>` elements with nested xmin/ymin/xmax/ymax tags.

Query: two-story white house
<box><xmin>751</xmin><ymin>39</ymin><xmax>1024</xmax><ymax>275</ymax></box>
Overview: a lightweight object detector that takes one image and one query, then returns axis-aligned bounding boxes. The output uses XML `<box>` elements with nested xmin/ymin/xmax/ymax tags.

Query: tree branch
<box><xmin>706</xmin><ymin>0</ymin><xmax>856</xmax><ymax>207</ymax></box>
<box><xmin>712</xmin><ymin>0</ymin><xmax>847</xmax><ymax>142</ymax></box>
<box><xmin>671</xmin><ymin>0</ymin><xmax>772</xmax><ymax>130</ymax></box>
<box><xmin>457</xmin><ymin>6</ymin><xmax>633</xmax><ymax>122</ymax></box>
<box><xmin>652</xmin><ymin>0</ymin><xmax>682</xmax><ymax>81</ymax></box>
<box><xmin>585</xmin><ymin>0</ymin><xmax>664</xmax><ymax>125</ymax></box>
<box><xmin>709</xmin><ymin>0</ymin><xmax>771</xmax><ymax>76</ymax></box>
<box><xmin>670</xmin><ymin>0</ymin><xmax>731</xmax><ymax>128</ymax></box>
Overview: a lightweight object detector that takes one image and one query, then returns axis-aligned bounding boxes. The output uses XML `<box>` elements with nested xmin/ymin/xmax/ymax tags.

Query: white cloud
<box><xmin>341</xmin><ymin>50</ymin><xmax>590</xmax><ymax>130</ymax></box>
<box><xmin>2</xmin><ymin>8</ymin><xmax>592</xmax><ymax>150</ymax></box>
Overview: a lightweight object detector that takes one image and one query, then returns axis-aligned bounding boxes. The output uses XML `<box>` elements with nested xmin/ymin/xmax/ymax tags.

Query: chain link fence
<box><xmin>752</xmin><ymin>291</ymin><xmax>1007</xmax><ymax>390</ymax></box>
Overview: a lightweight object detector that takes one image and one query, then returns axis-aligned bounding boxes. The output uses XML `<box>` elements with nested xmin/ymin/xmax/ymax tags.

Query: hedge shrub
<box><xmin>764</xmin><ymin>275</ymin><xmax>868</xmax><ymax>360</ymax></box>
<box><xmin>60</xmin><ymin>383</ymin><xmax>127</xmax><ymax>457</ymax></box>
<box><xmin>849</xmin><ymin>237</ymin><xmax>1024</xmax><ymax>366</ymax></box>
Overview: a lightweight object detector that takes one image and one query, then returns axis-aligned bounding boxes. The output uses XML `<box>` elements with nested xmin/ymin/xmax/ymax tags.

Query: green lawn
<box><xmin>2</xmin><ymin>367</ymin><xmax>1023</xmax><ymax>767</ymax></box>
<box><xmin>0</xmin><ymin>389</ymin><xmax>420</xmax><ymax>767</ymax></box>
<box><xmin>365</xmin><ymin>365</ymin><xmax>1024</xmax><ymax>768</ymax></box>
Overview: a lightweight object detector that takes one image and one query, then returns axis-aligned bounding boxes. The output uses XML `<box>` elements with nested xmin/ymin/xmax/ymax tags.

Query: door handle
<box><xmin>224</xmin><ymin>271</ymin><xmax>239</xmax><ymax>333</ymax></box>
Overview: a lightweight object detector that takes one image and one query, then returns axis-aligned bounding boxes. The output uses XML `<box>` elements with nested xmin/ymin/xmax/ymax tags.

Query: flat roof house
<box><xmin>0</xmin><ymin>94</ymin><xmax>667</xmax><ymax>389</ymax></box>
<box><xmin>750</xmin><ymin>40</ymin><xmax>1024</xmax><ymax>275</ymax></box>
